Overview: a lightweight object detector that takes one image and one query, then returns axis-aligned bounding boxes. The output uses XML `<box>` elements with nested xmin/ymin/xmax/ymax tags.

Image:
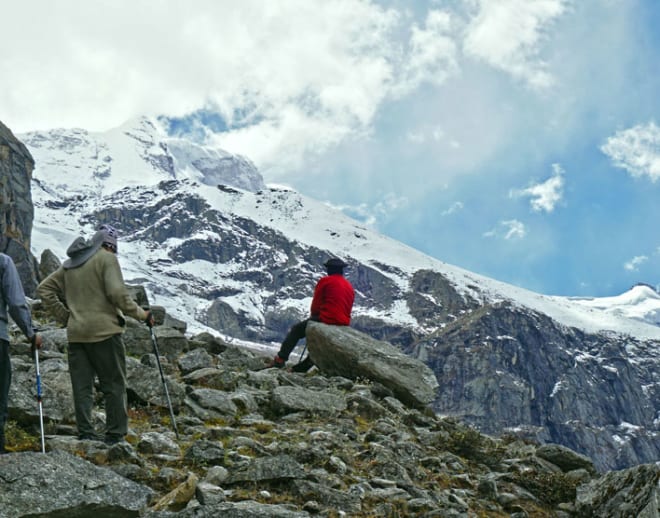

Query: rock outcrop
<box><xmin>422</xmin><ymin>302</ymin><xmax>660</xmax><ymax>471</ymax></box>
<box><xmin>0</xmin><ymin>120</ymin><xmax>38</xmax><ymax>295</ymax></box>
<box><xmin>306</xmin><ymin>321</ymin><xmax>439</xmax><ymax>408</ymax></box>
<box><xmin>576</xmin><ymin>463</ymin><xmax>660</xmax><ymax>517</ymax></box>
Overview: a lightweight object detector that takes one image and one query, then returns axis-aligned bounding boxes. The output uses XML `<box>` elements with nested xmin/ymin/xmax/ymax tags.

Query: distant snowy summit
<box><xmin>20</xmin><ymin>116</ymin><xmax>265</xmax><ymax>198</ymax></box>
<box><xmin>570</xmin><ymin>284</ymin><xmax>660</xmax><ymax>327</ymax></box>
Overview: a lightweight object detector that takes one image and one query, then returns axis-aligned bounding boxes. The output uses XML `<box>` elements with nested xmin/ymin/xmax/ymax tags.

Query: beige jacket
<box><xmin>38</xmin><ymin>249</ymin><xmax>147</xmax><ymax>343</ymax></box>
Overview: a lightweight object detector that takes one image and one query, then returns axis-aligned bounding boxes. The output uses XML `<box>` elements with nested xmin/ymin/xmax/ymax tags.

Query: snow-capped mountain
<box><xmin>19</xmin><ymin>117</ymin><xmax>660</xmax><ymax>470</ymax></box>
<box><xmin>570</xmin><ymin>284</ymin><xmax>660</xmax><ymax>327</ymax></box>
<box><xmin>23</xmin><ymin>117</ymin><xmax>660</xmax><ymax>341</ymax></box>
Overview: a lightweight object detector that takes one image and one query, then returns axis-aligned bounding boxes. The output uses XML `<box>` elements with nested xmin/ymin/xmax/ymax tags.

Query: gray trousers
<box><xmin>68</xmin><ymin>335</ymin><xmax>127</xmax><ymax>439</ymax></box>
<box><xmin>0</xmin><ymin>339</ymin><xmax>10</xmax><ymax>439</ymax></box>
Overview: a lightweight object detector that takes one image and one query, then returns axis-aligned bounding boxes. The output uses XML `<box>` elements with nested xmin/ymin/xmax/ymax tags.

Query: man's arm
<box><xmin>2</xmin><ymin>255</ymin><xmax>36</xmax><ymax>341</ymax></box>
<box><xmin>102</xmin><ymin>253</ymin><xmax>147</xmax><ymax>321</ymax></box>
<box><xmin>309</xmin><ymin>278</ymin><xmax>325</xmax><ymax>319</ymax></box>
<box><xmin>37</xmin><ymin>267</ymin><xmax>70</xmax><ymax>326</ymax></box>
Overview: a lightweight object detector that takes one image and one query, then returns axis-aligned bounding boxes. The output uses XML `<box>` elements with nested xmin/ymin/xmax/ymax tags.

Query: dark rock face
<box><xmin>422</xmin><ymin>302</ymin><xmax>660</xmax><ymax>471</ymax></box>
<box><xmin>405</xmin><ymin>269</ymin><xmax>479</xmax><ymax>331</ymax></box>
<box><xmin>0</xmin><ymin>121</ymin><xmax>38</xmax><ymax>295</ymax></box>
<box><xmin>575</xmin><ymin>463</ymin><xmax>660</xmax><ymax>517</ymax></box>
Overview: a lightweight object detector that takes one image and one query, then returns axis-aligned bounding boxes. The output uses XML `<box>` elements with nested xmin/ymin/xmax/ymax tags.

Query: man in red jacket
<box><xmin>268</xmin><ymin>257</ymin><xmax>354</xmax><ymax>372</ymax></box>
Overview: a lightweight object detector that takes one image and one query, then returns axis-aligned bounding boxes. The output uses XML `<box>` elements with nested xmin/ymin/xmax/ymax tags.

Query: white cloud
<box><xmin>0</xmin><ymin>1</ymin><xmax>463</xmax><ymax>181</ymax></box>
<box><xmin>405</xmin><ymin>124</ymin><xmax>450</xmax><ymax>145</ymax></box>
<box><xmin>328</xmin><ymin>193</ymin><xmax>409</xmax><ymax>229</ymax></box>
<box><xmin>395</xmin><ymin>9</ymin><xmax>459</xmax><ymax>95</ymax></box>
<box><xmin>441</xmin><ymin>201</ymin><xmax>464</xmax><ymax>216</ymax></box>
<box><xmin>463</xmin><ymin>0</ymin><xmax>568</xmax><ymax>89</ymax></box>
<box><xmin>624</xmin><ymin>255</ymin><xmax>648</xmax><ymax>272</ymax></box>
<box><xmin>601</xmin><ymin>122</ymin><xmax>660</xmax><ymax>182</ymax></box>
<box><xmin>484</xmin><ymin>219</ymin><xmax>526</xmax><ymax>240</ymax></box>
<box><xmin>511</xmin><ymin>163</ymin><xmax>565</xmax><ymax>212</ymax></box>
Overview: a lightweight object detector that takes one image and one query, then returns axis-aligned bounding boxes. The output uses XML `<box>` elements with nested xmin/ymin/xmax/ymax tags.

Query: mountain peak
<box><xmin>22</xmin><ymin>117</ymin><xmax>265</xmax><ymax>200</ymax></box>
<box><xmin>569</xmin><ymin>283</ymin><xmax>660</xmax><ymax>326</ymax></box>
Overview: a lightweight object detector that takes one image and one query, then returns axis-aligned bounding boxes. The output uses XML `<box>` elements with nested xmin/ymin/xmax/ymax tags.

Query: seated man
<box><xmin>269</xmin><ymin>257</ymin><xmax>354</xmax><ymax>372</ymax></box>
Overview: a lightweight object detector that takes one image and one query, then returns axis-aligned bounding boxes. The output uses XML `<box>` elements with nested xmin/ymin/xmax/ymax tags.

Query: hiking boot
<box><xmin>78</xmin><ymin>433</ymin><xmax>101</xmax><ymax>441</ymax></box>
<box><xmin>266</xmin><ymin>355</ymin><xmax>286</xmax><ymax>369</ymax></box>
<box><xmin>291</xmin><ymin>356</ymin><xmax>315</xmax><ymax>373</ymax></box>
<box><xmin>104</xmin><ymin>435</ymin><xmax>124</xmax><ymax>445</ymax></box>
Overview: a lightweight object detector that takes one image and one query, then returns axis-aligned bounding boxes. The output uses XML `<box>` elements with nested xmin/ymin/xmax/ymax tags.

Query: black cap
<box><xmin>324</xmin><ymin>258</ymin><xmax>348</xmax><ymax>268</ymax></box>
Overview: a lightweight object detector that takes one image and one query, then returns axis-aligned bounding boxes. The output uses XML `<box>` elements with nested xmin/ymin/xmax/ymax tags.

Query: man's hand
<box><xmin>30</xmin><ymin>334</ymin><xmax>42</xmax><ymax>355</ymax></box>
<box><xmin>145</xmin><ymin>311</ymin><xmax>155</xmax><ymax>328</ymax></box>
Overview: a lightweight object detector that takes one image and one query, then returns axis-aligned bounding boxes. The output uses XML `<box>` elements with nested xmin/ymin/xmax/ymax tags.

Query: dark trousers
<box><xmin>277</xmin><ymin>319</ymin><xmax>310</xmax><ymax>361</ymax></box>
<box><xmin>0</xmin><ymin>340</ymin><xmax>10</xmax><ymax>441</ymax></box>
<box><xmin>68</xmin><ymin>335</ymin><xmax>127</xmax><ymax>439</ymax></box>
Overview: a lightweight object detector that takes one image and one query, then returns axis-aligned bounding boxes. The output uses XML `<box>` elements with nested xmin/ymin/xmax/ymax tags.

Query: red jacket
<box><xmin>310</xmin><ymin>274</ymin><xmax>354</xmax><ymax>325</ymax></box>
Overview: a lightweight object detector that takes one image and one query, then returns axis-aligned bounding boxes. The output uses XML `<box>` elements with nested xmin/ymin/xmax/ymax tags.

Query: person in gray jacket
<box><xmin>0</xmin><ymin>251</ymin><xmax>41</xmax><ymax>454</ymax></box>
<box><xmin>38</xmin><ymin>225</ymin><xmax>152</xmax><ymax>444</ymax></box>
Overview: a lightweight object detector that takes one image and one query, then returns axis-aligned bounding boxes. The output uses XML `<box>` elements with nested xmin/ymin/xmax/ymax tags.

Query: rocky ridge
<box><xmin>2</xmin><ymin>297</ymin><xmax>659</xmax><ymax>518</ymax></box>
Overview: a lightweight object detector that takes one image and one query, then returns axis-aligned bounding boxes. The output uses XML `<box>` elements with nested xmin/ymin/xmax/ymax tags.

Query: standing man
<box><xmin>38</xmin><ymin>225</ymin><xmax>153</xmax><ymax>444</ymax></box>
<box><xmin>268</xmin><ymin>257</ymin><xmax>354</xmax><ymax>372</ymax></box>
<box><xmin>0</xmin><ymin>251</ymin><xmax>41</xmax><ymax>454</ymax></box>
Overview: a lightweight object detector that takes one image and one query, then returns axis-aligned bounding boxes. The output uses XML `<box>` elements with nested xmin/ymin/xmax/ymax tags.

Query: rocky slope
<box><xmin>2</xmin><ymin>302</ymin><xmax>659</xmax><ymax>518</ymax></box>
<box><xmin>10</xmin><ymin>117</ymin><xmax>660</xmax><ymax>472</ymax></box>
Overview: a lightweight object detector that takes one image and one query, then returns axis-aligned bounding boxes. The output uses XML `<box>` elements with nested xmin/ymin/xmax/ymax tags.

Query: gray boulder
<box><xmin>9</xmin><ymin>357</ymin><xmax>75</xmax><ymax>424</ymax></box>
<box><xmin>575</xmin><ymin>463</ymin><xmax>660</xmax><ymax>517</ymax></box>
<box><xmin>38</xmin><ymin>248</ymin><xmax>61</xmax><ymax>280</ymax></box>
<box><xmin>123</xmin><ymin>324</ymin><xmax>187</xmax><ymax>360</ymax></box>
<box><xmin>305</xmin><ymin>322</ymin><xmax>439</xmax><ymax>408</ymax></box>
<box><xmin>225</xmin><ymin>454</ymin><xmax>306</xmax><ymax>484</ymax></box>
<box><xmin>126</xmin><ymin>356</ymin><xmax>185</xmax><ymax>409</ymax></box>
<box><xmin>271</xmin><ymin>385</ymin><xmax>347</xmax><ymax>415</ymax></box>
<box><xmin>0</xmin><ymin>450</ymin><xmax>153</xmax><ymax>517</ymax></box>
<box><xmin>145</xmin><ymin>501</ymin><xmax>310</xmax><ymax>517</ymax></box>
<box><xmin>178</xmin><ymin>348</ymin><xmax>214</xmax><ymax>375</ymax></box>
<box><xmin>536</xmin><ymin>443</ymin><xmax>596</xmax><ymax>474</ymax></box>
<box><xmin>189</xmin><ymin>388</ymin><xmax>239</xmax><ymax>417</ymax></box>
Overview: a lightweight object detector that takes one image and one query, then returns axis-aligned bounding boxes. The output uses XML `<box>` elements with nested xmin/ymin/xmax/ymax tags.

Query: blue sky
<box><xmin>1</xmin><ymin>0</ymin><xmax>659</xmax><ymax>296</ymax></box>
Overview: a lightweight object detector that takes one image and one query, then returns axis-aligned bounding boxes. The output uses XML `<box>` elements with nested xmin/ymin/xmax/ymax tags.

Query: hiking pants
<box><xmin>0</xmin><ymin>339</ymin><xmax>10</xmax><ymax>440</ymax></box>
<box><xmin>277</xmin><ymin>319</ymin><xmax>311</xmax><ymax>361</ymax></box>
<box><xmin>68</xmin><ymin>335</ymin><xmax>127</xmax><ymax>439</ymax></box>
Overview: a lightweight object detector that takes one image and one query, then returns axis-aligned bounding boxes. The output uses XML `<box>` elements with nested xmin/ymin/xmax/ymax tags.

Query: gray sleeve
<box><xmin>1</xmin><ymin>255</ymin><xmax>35</xmax><ymax>340</ymax></box>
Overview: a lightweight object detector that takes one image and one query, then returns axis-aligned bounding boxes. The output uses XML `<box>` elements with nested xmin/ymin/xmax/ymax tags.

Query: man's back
<box><xmin>311</xmin><ymin>274</ymin><xmax>354</xmax><ymax>325</ymax></box>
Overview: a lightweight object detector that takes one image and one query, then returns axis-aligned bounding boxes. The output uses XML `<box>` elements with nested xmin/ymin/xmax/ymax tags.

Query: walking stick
<box><xmin>33</xmin><ymin>347</ymin><xmax>46</xmax><ymax>453</ymax></box>
<box><xmin>148</xmin><ymin>327</ymin><xmax>180</xmax><ymax>440</ymax></box>
<box><xmin>296</xmin><ymin>343</ymin><xmax>308</xmax><ymax>365</ymax></box>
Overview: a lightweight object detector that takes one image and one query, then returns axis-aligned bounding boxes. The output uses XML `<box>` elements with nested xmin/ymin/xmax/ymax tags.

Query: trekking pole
<box><xmin>296</xmin><ymin>343</ymin><xmax>308</xmax><ymax>366</ymax></box>
<box><xmin>148</xmin><ymin>327</ymin><xmax>180</xmax><ymax>440</ymax></box>
<box><xmin>33</xmin><ymin>347</ymin><xmax>46</xmax><ymax>453</ymax></box>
